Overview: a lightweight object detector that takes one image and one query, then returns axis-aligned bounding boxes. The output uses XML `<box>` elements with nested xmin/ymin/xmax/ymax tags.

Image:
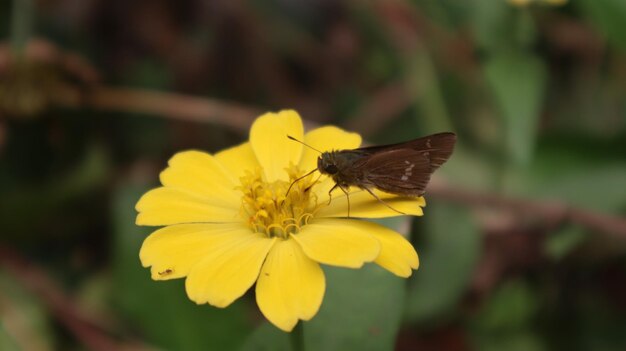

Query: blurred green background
<box><xmin>1</xmin><ymin>0</ymin><xmax>626</xmax><ymax>350</ymax></box>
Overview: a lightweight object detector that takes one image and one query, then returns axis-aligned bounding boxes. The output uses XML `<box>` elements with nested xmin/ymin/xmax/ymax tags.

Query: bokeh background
<box><xmin>1</xmin><ymin>0</ymin><xmax>626</xmax><ymax>350</ymax></box>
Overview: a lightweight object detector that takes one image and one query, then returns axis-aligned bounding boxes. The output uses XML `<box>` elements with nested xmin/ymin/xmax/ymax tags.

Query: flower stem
<box><xmin>290</xmin><ymin>322</ymin><xmax>305</xmax><ymax>351</ymax></box>
<box><xmin>10</xmin><ymin>0</ymin><xmax>35</xmax><ymax>56</ymax></box>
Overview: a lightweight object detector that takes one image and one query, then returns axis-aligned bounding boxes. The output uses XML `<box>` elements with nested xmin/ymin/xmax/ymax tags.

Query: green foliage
<box><xmin>407</xmin><ymin>203</ymin><xmax>481</xmax><ymax>322</ymax></box>
<box><xmin>406</xmin><ymin>48</ymin><xmax>453</xmax><ymax>133</ymax></box>
<box><xmin>471</xmin><ymin>280</ymin><xmax>546</xmax><ymax>351</ymax></box>
<box><xmin>0</xmin><ymin>327</ymin><xmax>20</xmax><ymax>351</ymax></box>
<box><xmin>472</xmin><ymin>0</ymin><xmax>518</xmax><ymax>51</ymax></box>
<box><xmin>544</xmin><ymin>227</ymin><xmax>588</xmax><ymax>259</ymax></box>
<box><xmin>578</xmin><ymin>0</ymin><xmax>626</xmax><ymax>50</ymax></box>
<box><xmin>0</xmin><ymin>144</ymin><xmax>109</xmax><ymax>239</ymax></box>
<box><xmin>476</xmin><ymin>280</ymin><xmax>539</xmax><ymax>331</ymax></box>
<box><xmin>240</xmin><ymin>323</ymin><xmax>292</xmax><ymax>351</ymax></box>
<box><xmin>515</xmin><ymin>138</ymin><xmax>626</xmax><ymax>211</ymax></box>
<box><xmin>485</xmin><ymin>52</ymin><xmax>547</xmax><ymax>165</ymax></box>
<box><xmin>303</xmin><ymin>264</ymin><xmax>405</xmax><ymax>351</ymax></box>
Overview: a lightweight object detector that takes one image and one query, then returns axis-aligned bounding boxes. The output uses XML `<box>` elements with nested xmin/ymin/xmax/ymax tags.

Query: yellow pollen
<box><xmin>238</xmin><ymin>165</ymin><xmax>319</xmax><ymax>239</ymax></box>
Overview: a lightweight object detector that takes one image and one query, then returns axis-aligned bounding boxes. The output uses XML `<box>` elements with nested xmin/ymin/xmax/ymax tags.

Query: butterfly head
<box><xmin>317</xmin><ymin>152</ymin><xmax>339</xmax><ymax>175</ymax></box>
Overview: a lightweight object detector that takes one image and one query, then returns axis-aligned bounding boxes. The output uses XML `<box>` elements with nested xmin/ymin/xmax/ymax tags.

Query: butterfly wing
<box><xmin>326</xmin><ymin>132</ymin><xmax>456</xmax><ymax>196</ymax></box>
<box><xmin>356</xmin><ymin>132</ymin><xmax>456</xmax><ymax>172</ymax></box>
<box><xmin>358</xmin><ymin>149</ymin><xmax>434</xmax><ymax>196</ymax></box>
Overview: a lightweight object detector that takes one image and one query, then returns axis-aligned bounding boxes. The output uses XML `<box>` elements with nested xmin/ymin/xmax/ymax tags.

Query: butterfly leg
<box><xmin>304</xmin><ymin>173</ymin><xmax>323</xmax><ymax>193</ymax></box>
<box><xmin>363</xmin><ymin>187</ymin><xmax>406</xmax><ymax>215</ymax></box>
<box><xmin>327</xmin><ymin>183</ymin><xmax>339</xmax><ymax>205</ymax></box>
<box><xmin>327</xmin><ymin>183</ymin><xmax>351</xmax><ymax>217</ymax></box>
<box><xmin>339</xmin><ymin>185</ymin><xmax>351</xmax><ymax>217</ymax></box>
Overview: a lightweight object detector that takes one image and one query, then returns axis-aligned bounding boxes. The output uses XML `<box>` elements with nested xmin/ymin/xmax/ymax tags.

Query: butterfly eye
<box><xmin>324</xmin><ymin>164</ymin><xmax>339</xmax><ymax>174</ymax></box>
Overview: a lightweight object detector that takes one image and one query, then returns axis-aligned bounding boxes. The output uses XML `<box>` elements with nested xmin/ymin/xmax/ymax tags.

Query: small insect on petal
<box><xmin>158</xmin><ymin>268</ymin><xmax>174</xmax><ymax>276</ymax></box>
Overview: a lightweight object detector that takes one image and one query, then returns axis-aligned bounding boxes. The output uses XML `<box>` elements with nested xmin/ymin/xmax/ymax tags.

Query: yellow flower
<box><xmin>135</xmin><ymin>110</ymin><xmax>423</xmax><ymax>331</ymax></box>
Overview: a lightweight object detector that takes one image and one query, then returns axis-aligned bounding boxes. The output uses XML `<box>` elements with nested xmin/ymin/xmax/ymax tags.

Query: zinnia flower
<box><xmin>135</xmin><ymin>110</ymin><xmax>423</xmax><ymax>331</ymax></box>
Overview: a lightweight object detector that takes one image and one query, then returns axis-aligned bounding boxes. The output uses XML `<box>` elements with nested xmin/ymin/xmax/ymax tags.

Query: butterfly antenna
<box><xmin>287</xmin><ymin>135</ymin><xmax>323</xmax><ymax>154</ymax></box>
<box><xmin>285</xmin><ymin>168</ymin><xmax>318</xmax><ymax>197</ymax></box>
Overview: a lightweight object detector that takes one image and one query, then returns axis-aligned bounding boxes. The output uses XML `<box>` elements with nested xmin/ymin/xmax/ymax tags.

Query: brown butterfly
<box><xmin>288</xmin><ymin>132</ymin><xmax>456</xmax><ymax>216</ymax></box>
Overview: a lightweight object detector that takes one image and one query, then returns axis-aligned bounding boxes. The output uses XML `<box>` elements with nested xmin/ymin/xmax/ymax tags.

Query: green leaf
<box><xmin>485</xmin><ymin>52</ymin><xmax>547</xmax><ymax>165</ymax></box>
<box><xmin>405</xmin><ymin>48</ymin><xmax>453</xmax><ymax>133</ymax></box>
<box><xmin>472</xmin><ymin>0</ymin><xmax>513</xmax><ymax>51</ymax></box>
<box><xmin>471</xmin><ymin>280</ymin><xmax>546</xmax><ymax>351</ymax></box>
<box><xmin>240</xmin><ymin>323</ymin><xmax>292</xmax><ymax>351</ymax></box>
<box><xmin>437</xmin><ymin>146</ymin><xmax>495</xmax><ymax>191</ymax></box>
<box><xmin>0</xmin><ymin>145</ymin><xmax>110</xmax><ymax>239</ymax></box>
<box><xmin>0</xmin><ymin>326</ymin><xmax>20</xmax><ymax>351</ymax></box>
<box><xmin>475</xmin><ymin>280</ymin><xmax>538</xmax><ymax>332</ymax></box>
<box><xmin>110</xmin><ymin>182</ymin><xmax>252</xmax><ymax>351</ymax></box>
<box><xmin>302</xmin><ymin>217</ymin><xmax>409</xmax><ymax>351</ymax></box>
<box><xmin>532</xmin><ymin>164</ymin><xmax>626</xmax><ymax>212</ymax></box>
<box><xmin>516</xmin><ymin>150</ymin><xmax>626</xmax><ymax>212</ymax></box>
<box><xmin>472</xmin><ymin>331</ymin><xmax>546</xmax><ymax>351</ymax></box>
<box><xmin>303</xmin><ymin>265</ymin><xmax>405</xmax><ymax>351</ymax></box>
<box><xmin>578</xmin><ymin>0</ymin><xmax>626</xmax><ymax>50</ymax></box>
<box><xmin>544</xmin><ymin>227</ymin><xmax>588</xmax><ymax>260</ymax></box>
<box><xmin>406</xmin><ymin>202</ymin><xmax>481</xmax><ymax>322</ymax></box>
<box><xmin>471</xmin><ymin>0</ymin><xmax>536</xmax><ymax>51</ymax></box>
<box><xmin>506</xmin><ymin>139</ymin><xmax>626</xmax><ymax>212</ymax></box>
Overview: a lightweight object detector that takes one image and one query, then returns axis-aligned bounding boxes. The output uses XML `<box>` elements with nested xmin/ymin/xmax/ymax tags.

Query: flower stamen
<box><xmin>238</xmin><ymin>165</ymin><xmax>318</xmax><ymax>239</ymax></box>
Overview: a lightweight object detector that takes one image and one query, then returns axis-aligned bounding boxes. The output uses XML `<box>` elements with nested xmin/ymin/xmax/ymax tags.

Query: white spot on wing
<box><xmin>401</xmin><ymin>162</ymin><xmax>415</xmax><ymax>181</ymax></box>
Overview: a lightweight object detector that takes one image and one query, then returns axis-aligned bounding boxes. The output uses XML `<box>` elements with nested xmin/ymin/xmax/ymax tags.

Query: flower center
<box><xmin>238</xmin><ymin>165</ymin><xmax>319</xmax><ymax>239</ymax></box>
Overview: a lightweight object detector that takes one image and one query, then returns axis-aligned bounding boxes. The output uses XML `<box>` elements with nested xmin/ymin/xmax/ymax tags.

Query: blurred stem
<box><xmin>493</xmin><ymin>160</ymin><xmax>509</xmax><ymax>193</ymax></box>
<box><xmin>290</xmin><ymin>323</ymin><xmax>304</xmax><ymax>351</ymax></box>
<box><xmin>10</xmin><ymin>0</ymin><xmax>35</xmax><ymax>56</ymax></box>
<box><xmin>498</xmin><ymin>8</ymin><xmax>537</xmax><ymax>192</ymax></box>
<box><xmin>406</xmin><ymin>45</ymin><xmax>453</xmax><ymax>132</ymax></box>
<box><xmin>82</xmin><ymin>87</ymin><xmax>263</xmax><ymax>132</ymax></box>
<box><xmin>515</xmin><ymin>6</ymin><xmax>536</xmax><ymax>48</ymax></box>
<box><xmin>428</xmin><ymin>183</ymin><xmax>626</xmax><ymax>239</ymax></box>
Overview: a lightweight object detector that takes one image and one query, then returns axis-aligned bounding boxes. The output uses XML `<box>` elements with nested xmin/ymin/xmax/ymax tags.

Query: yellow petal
<box><xmin>214</xmin><ymin>142</ymin><xmax>259</xmax><ymax>180</ymax></box>
<box><xmin>291</xmin><ymin>219</ymin><xmax>380</xmax><ymax>268</ymax></box>
<box><xmin>368</xmin><ymin>224</ymin><xmax>419</xmax><ymax>277</ymax></box>
<box><xmin>314</xmin><ymin>184</ymin><xmax>426</xmax><ymax>218</ymax></box>
<box><xmin>299</xmin><ymin>126</ymin><xmax>362</xmax><ymax>173</ymax></box>
<box><xmin>250</xmin><ymin>110</ymin><xmax>304</xmax><ymax>182</ymax></box>
<box><xmin>256</xmin><ymin>239</ymin><xmax>325</xmax><ymax>332</ymax></box>
<box><xmin>139</xmin><ymin>223</ymin><xmax>250</xmax><ymax>280</ymax></box>
<box><xmin>136</xmin><ymin>187</ymin><xmax>240</xmax><ymax>226</ymax></box>
<box><xmin>159</xmin><ymin>150</ymin><xmax>239</xmax><ymax>207</ymax></box>
<box><xmin>185</xmin><ymin>232</ymin><xmax>276</xmax><ymax>307</ymax></box>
